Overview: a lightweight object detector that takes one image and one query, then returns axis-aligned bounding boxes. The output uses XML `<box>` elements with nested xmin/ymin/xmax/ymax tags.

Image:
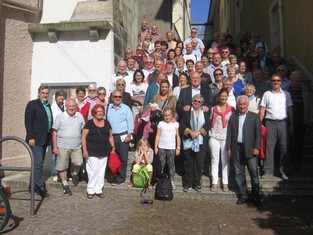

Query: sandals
<box><xmin>210</xmin><ymin>184</ymin><xmax>217</xmax><ymax>192</ymax></box>
<box><xmin>223</xmin><ymin>184</ymin><xmax>229</xmax><ymax>192</ymax></box>
<box><xmin>87</xmin><ymin>193</ymin><xmax>94</xmax><ymax>199</ymax></box>
<box><xmin>95</xmin><ymin>193</ymin><xmax>105</xmax><ymax>198</ymax></box>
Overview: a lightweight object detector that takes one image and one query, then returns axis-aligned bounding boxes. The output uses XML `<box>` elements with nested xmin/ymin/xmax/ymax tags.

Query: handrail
<box><xmin>0</xmin><ymin>136</ymin><xmax>35</xmax><ymax>216</ymax></box>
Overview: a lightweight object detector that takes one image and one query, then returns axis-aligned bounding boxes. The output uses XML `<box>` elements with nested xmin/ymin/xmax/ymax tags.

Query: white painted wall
<box><xmin>31</xmin><ymin>0</ymin><xmax>115</xmax><ymax>99</ymax></box>
<box><xmin>41</xmin><ymin>0</ymin><xmax>87</xmax><ymax>23</ymax></box>
<box><xmin>31</xmin><ymin>31</ymin><xmax>114</xmax><ymax>99</ymax></box>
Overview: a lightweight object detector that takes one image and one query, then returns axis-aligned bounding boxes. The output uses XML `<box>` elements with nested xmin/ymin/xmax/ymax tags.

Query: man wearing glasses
<box><xmin>259</xmin><ymin>74</ymin><xmax>294</xmax><ymax>180</ymax></box>
<box><xmin>106</xmin><ymin>91</ymin><xmax>134</xmax><ymax>185</ymax></box>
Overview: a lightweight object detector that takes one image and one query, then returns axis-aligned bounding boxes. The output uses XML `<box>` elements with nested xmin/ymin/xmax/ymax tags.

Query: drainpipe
<box><xmin>278</xmin><ymin>0</ymin><xmax>285</xmax><ymax>57</ymax></box>
<box><xmin>2</xmin><ymin>0</ymin><xmax>43</xmax><ymax>13</ymax></box>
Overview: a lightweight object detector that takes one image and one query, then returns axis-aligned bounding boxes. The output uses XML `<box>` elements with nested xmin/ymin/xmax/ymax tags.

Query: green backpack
<box><xmin>133</xmin><ymin>165</ymin><xmax>150</xmax><ymax>188</ymax></box>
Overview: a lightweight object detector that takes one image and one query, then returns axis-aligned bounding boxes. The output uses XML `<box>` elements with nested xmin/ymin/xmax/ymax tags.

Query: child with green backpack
<box><xmin>128</xmin><ymin>138</ymin><xmax>153</xmax><ymax>189</ymax></box>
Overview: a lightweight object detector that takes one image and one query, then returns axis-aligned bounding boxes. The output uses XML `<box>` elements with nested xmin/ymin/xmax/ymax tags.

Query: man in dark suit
<box><xmin>176</xmin><ymin>72</ymin><xmax>213</xmax><ymax>118</ymax></box>
<box><xmin>226</xmin><ymin>95</ymin><xmax>262</xmax><ymax>206</ymax></box>
<box><xmin>25</xmin><ymin>85</ymin><xmax>53</xmax><ymax>197</ymax></box>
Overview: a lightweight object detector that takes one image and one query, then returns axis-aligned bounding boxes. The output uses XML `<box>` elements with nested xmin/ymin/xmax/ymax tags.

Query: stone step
<box><xmin>3</xmin><ymin>172</ymin><xmax>313</xmax><ymax>203</ymax></box>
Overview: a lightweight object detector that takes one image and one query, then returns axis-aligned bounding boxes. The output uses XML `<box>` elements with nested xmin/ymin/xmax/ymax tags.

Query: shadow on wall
<box><xmin>155</xmin><ymin>0</ymin><xmax>172</xmax><ymax>22</ymax></box>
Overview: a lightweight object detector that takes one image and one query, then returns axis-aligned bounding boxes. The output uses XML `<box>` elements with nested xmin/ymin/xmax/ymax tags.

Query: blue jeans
<box><xmin>234</xmin><ymin>144</ymin><xmax>259</xmax><ymax>199</ymax></box>
<box><xmin>31</xmin><ymin>145</ymin><xmax>48</xmax><ymax>190</ymax></box>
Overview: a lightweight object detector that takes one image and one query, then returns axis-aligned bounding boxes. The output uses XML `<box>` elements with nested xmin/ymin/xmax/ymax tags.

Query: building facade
<box><xmin>0</xmin><ymin>0</ymin><xmax>190</xmax><ymax>166</ymax></box>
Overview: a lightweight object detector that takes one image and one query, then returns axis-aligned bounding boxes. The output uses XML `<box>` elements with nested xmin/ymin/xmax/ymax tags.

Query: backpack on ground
<box><xmin>133</xmin><ymin>165</ymin><xmax>150</xmax><ymax>188</ymax></box>
<box><xmin>154</xmin><ymin>173</ymin><xmax>173</xmax><ymax>201</ymax></box>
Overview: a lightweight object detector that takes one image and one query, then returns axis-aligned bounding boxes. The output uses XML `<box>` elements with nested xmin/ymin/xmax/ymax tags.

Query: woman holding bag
<box><xmin>81</xmin><ymin>104</ymin><xmax>115</xmax><ymax>199</ymax></box>
<box><xmin>179</xmin><ymin>94</ymin><xmax>210</xmax><ymax>193</ymax></box>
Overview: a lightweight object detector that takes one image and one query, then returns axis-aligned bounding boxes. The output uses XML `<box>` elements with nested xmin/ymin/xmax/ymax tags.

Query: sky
<box><xmin>191</xmin><ymin>0</ymin><xmax>211</xmax><ymax>23</ymax></box>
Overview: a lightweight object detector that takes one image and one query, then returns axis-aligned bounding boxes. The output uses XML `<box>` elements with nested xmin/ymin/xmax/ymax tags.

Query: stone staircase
<box><xmin>2</xmin><ymin>126</ymin><xmax>313</xmax><ymax>202</ymax></box>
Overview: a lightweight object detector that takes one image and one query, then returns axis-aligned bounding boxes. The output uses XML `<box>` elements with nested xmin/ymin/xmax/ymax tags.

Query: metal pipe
<box><xmin>0</xmin><ymin>136</ymin><xmax>35</xmax><ymax>217</ymax></box>
<box><xmin>2</xmin><ymin>0</ymin><xmax>42</xmax><ymax>13</ymax></box>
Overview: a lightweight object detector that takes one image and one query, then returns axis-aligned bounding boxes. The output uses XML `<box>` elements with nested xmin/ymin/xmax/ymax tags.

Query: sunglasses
<box><xmin>277</xmin><ymin>69</ymin><xmax>285</xmax><ymax>72</ymax></box>
<box><xmin>113</xmin><ymin>96</ymin><xmax>122</xmax><ymax>99</ymax></box>
<box><xmin>117</xmin><ymin>83</ymin><xmax>125</xmax><ymax>86</ymax></box>
<box><xmin>193</xmin><ymin>100</ymin><xmax>202</xmax><ymax>104</ymax></box>
<box><xmin>272</xmin><ymin>80</ymin><xmax>281</xmax><ymax>83</ymax></box>
<box><xmin>214</xmin><ymin>73</ymin><xmax>222</xmax><ymax>76</ymax></box>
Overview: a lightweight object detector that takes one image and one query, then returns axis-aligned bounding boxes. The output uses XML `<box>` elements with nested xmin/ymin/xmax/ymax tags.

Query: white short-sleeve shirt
<box><xmin>157</xmin><ymin>121</ymin><xmax>179</xmax><ymax>150</ymax></box>
<box><xmin>260</xmin><ymin>89</ymin><xmax>293</xmax><ymax>120</ymax></box>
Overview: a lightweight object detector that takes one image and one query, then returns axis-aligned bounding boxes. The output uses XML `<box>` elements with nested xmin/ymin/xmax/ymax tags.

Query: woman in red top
<box><xmin>75</xmin><ymin>87</ymin><xmax>91</xmax><ymax>123</ymax></box>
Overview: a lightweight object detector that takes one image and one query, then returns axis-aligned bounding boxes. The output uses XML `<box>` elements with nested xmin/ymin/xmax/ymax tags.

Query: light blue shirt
<box><xmin>106</xmin><ymin>103</ymin><xmax>134</xmax><ymax>134</ymax></box>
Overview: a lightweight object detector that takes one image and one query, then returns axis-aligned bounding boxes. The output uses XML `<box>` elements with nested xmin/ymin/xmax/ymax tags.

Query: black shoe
<box><xmin>37</xmin><ymin>189</ymin><xmax>49</xmax><ymax>198</ymax></box>
<box><xmin>194</xmin><ymin>186</ymin><xmax>201</xmax><ymax>193</ymax></box>
<box><xmin>236</xmin><ymin>198</ymin><xmax>247</xmax><ymax>205</ymax></box>
<box><xmin>183</xmin><ymin>186</ymin><xmax>191</xmax><ymax>193</ymax></box>
<box><xmin>251</xmin><ymin>198</ymin><xmax>262</xmax><ymax>207</ymax></box>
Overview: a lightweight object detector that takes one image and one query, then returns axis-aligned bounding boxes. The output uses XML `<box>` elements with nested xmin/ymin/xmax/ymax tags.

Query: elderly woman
<box><xmin>209</xmin><ymin>88</ymin><xmax>235</xmax><ymax>192</ymax></box>
<box><xmin>180</xmin><ymin>94</ymin><xmax>210</xmax><ymax>193</ymax></box>
<box><xmin>243</xmin><ymin>84</ymin><xmax>261</xmax><ymax>114</ymax></box>
<box><xmin>81</xmin><ymin>104</ymin><xmax>115</xmax><ymax>199</ymax></box>
<box><xmin>173</xmin><ymin>72</ymin><xmax>190</xmax><ymax>99</ymax></box>
<box><xmin>130</xmin><ymin>69</ymin><xmax>148</xmax><ymax>118</ymax></box>
<box><xmin>89</xmin><ymin>87</ymin><xmax>107</xmax><ymax>119</ymax></box>
<box><xmin>227</xmin><ymin>64</ymin><xmax>244</xmax><ymax>96</ymax></box>
<box><xmin>111</xmin><ymin>78</ymin><xmax>132</xmax><ymax>109</ymax></box>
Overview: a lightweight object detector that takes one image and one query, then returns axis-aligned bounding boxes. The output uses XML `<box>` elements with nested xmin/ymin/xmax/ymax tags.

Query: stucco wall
<box><xmin>1</xmin><ymin>1</ymin><xmax>41</xmax><ymax>163</ymax></box>
<box><xmin>283</xmin><ymin>1</ymin><xmax>313</xmax><ymax>73</ymax></box>
<box><xmin>137</xmin><ymin>0</ymin><xmax>173</xmax><ymax>42</ymax></box>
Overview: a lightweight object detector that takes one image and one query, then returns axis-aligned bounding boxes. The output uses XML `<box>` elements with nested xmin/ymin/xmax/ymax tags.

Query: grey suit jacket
<box><xmin>225</xmin><ymin>111</ymin><xmax>261</xmax><ymax>159</ymax></box>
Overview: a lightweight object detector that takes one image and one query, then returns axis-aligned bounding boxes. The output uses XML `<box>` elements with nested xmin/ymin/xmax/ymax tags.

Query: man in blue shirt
<box><xmin>106</xmin><ymin>91</ymin><xmax>134</xmax><ymax>185</ymax></box>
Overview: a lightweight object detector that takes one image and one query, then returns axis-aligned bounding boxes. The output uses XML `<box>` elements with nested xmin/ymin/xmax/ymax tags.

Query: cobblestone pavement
<box><xmin>2</xmin><ymin>188</ymin><xmax>313</xmax><ymax>235</ymax></box>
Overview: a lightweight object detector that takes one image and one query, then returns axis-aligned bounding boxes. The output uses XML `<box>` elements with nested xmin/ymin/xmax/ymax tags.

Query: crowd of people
<box><xmin>24</xmin><ymin>21</ymin><xmax>313</xmax><ymax>206</ymax></box>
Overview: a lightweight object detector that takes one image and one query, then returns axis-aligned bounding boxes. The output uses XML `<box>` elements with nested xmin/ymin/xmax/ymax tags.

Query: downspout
<box><xmin>2</xmin><ymin>0</ymin><xmax>43</xmax><ymax>13</ymax></box>
<box><xmin>278</xmin><ymin>0</ymin><xmax>285</xmax><ymax>57</ymax></box>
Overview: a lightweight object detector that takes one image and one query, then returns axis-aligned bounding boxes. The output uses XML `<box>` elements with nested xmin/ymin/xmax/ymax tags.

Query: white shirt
<box><xmin>110</xmin><ymin>73</ymin><xmax>133</xmax><ymax>94</ymax></box>
<box><xmin>157</xmin><ymin>121</ymin><xmax>179</xmax><ymax>150</ymax></box>
<box><xmin>260</xmin><ymin>88</ymin><xmax>293</xmax><ymax>120</ymax></box>
<box><xmin>191</xmin><ymin>85</ymin><xmax>201</xmax><ymax>98</ymax></box>
<box><xmin>204</xmin><ymin>64</ymin><xmax>227</xmax><ymax>83</ymax></box>
<box><xmin>227</xmin><ymin>90</ymin><xmax>237</xmax><ymax>109</ymax></box>
<box><xmin>237</xmin><ymin>112</ymin><xmax>247</xmax><ymax>143</ymax></box>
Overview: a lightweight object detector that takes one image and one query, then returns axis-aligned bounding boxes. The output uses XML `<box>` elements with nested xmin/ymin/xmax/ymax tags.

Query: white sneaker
<box><xmin>171</xmin><ymin>181</ymin><xmax>176</xmax><ymax>190</ymax></box>
<box><xmin>52</xmin><ymin>176</ymin><xmax>58</xmax><ymax>182</ymax></box>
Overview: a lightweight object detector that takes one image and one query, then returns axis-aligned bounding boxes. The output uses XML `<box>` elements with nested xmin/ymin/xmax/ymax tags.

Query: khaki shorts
<box><xmin>56</xmin><ymin>147</ymin><xmax>83</xmax><ymax>171</ymax></box>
